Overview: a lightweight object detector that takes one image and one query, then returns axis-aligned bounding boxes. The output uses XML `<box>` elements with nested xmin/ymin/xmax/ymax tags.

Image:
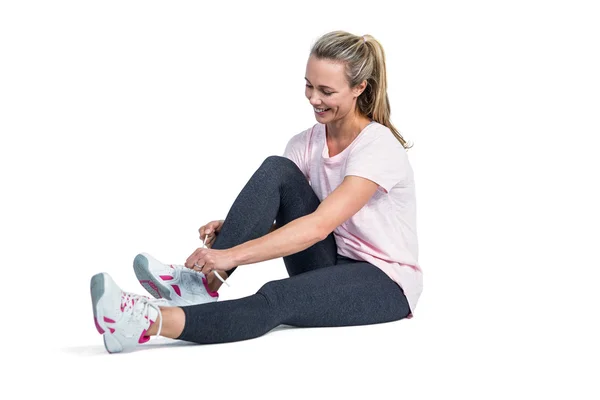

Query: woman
<box><xmin>90</xmin><ymin>30</ymin><xmax>423</xmax><ymax>353</ymax></box>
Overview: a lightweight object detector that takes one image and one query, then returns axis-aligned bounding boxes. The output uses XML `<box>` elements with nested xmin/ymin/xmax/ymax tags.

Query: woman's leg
<box><xmin>208</xmin><ymin>155</ymin><xmax>338</xmax><ymax>284</ymax></box>
<box><xmin>148</xmin><ymin>262</ymin><xmax>411</xmax><ymax>344</ymax></box>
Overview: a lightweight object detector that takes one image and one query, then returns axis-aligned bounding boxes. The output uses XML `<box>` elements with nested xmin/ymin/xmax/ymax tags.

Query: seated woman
<box><xmin>89</xmin><ymin>30</ymin><xmax>422</xmax><ymax>354</ymax></box>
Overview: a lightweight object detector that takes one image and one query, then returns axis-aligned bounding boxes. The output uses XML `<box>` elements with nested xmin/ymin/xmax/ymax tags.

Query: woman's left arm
<box><xmin>232</xmin><ymin>214</ymin><xmax>325</xmax><ymax>266</ymax></box>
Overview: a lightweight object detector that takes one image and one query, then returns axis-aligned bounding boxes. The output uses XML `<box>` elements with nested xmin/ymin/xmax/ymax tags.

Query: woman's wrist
<box><xmin>226</xmin><ymin>247</ymin><xmax>242</xmax><ymax>269</ymax></box>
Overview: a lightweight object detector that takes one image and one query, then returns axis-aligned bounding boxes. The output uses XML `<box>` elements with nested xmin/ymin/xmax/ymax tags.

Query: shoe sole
<box><xmin>133</xmin><ymin>254</ymin><xmax>174</xmax><ymax>301</ymax></box>
<box><xmin>90</xmin><ymin>273</ymin><xmax>105</xmax><ymax>333</ymax></box>
<box><xmin>90</xmin><ymin>273</ymin><xmax>123</xmax><ymax>353</ymax></box>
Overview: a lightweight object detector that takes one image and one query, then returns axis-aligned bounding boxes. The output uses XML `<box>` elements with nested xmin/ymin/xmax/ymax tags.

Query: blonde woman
<box><xmin>90</xmin><ymin>30</ymin><xmax>422</xmax><ymax>353</ymax></box>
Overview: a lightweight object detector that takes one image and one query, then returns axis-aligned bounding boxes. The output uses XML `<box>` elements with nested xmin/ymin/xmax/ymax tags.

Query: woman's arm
<box><xmin>230</xmin><ymin>175</ymin><xmax>378</xmax><ymax>268</ymax></box>
<box><xmin>231</xmin><ymin>215</ymin><xmax>324</xmax><ymax>266</ymax></box>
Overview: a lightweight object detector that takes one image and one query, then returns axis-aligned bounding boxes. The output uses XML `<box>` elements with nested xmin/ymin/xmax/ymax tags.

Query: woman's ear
<box><xmin>353</xmin><ymin>79</ymin><xmax>368</xmax><ymax>98</ymax></box>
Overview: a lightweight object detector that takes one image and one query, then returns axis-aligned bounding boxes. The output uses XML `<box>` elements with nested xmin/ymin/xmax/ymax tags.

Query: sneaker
<box><xmin>133</xmin><ymin>252</ymin><xmax>219</xmax><ymax>306</ymax></box>
<box><xmin>90</xmin><ymin>272</ymin><xmax>166</xmax><ymax>353</ymax></box>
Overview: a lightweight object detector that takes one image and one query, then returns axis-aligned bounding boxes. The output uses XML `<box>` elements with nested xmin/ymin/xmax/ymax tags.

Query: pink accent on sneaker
<box><xmin>103</xmin><ymin>317</ymin><xmax>115</xmax><ymax>323</ymax></box>
<box><xmin>159</xmin><ymin>275</ymin><xmax>173</xmax><ymax>281</ymax></box>
<box><xmin>172</xmin><ymin>285</ymin><xmax>181</xmax><ymax>296</ymax></box>
<box><xmin>94</xmin><ymin>318</ymin><xmax>105</xmax><ymax>334</ymax></box>
<box><xmin>109</xmin><ymin>327</ymin><xmax>115</xmax><ymax>334</ymax></box>
<box><xmin>202</xmin><ymin>277</ymin><xmax>219</xmax><ymax>298</ymax></box>
<box><xmin>138</xmin><ymin>320</ymin><xmax>155</xmax><ymax>344</ymax></box>
<box><xmin>170</xmin><ymin>265</ymin><xmax>174</xmax><ymax>269</ymax></box>
<box><xmin>139</xmin><ymin>330</ymin><xmax>150</xmax><ymax>344</ymax></box>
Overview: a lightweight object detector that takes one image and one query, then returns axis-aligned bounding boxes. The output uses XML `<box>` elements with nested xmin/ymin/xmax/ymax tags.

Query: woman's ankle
<box><xmin>148</xmin><ymin>307</ymin><xmax>185</xmax><ymax>338</ymax></box>
<box><xmin>207</xmin><ymin>271</ymin><xmax>228</xmax><ymax>292</ymax></box>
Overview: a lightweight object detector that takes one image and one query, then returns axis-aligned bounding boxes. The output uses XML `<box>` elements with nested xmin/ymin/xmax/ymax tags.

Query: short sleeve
<box><xmin>283</xmin><ymin>129</ymin><xmax>310</xmax><ymax>181</ymax></box>
<box><xmin>344</xmin><ymin>130</ymin><xmax>409</xmax><ymax>193</ymax></box>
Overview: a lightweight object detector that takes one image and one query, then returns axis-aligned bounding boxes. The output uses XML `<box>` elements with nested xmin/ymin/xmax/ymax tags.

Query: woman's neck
<box><xmin>326</xmin><ymin>114</ymin><xmax>373</xmax><ymax>144</ymax></box>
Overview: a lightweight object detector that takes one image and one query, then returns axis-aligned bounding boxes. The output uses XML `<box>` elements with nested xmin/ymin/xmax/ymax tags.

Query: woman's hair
<box><xmin>310</xmin><ymin>31</ymin><xmax>413</xmax><ymax>150</ymax></box>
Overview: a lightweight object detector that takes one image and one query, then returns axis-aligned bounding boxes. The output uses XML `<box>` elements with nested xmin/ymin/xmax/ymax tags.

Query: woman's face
<box><xmin>305</xmin><ymin>55</ymin><xmax>366</xmax><ymax>123</ymax></box>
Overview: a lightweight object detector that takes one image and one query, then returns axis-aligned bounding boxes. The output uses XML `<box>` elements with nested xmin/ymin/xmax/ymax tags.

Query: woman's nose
<box><xmin>307</xmin><ymin>88</ymin><xmax>327</xmax><ymax>107</ymax></box>
<box><xmin>308</xmin><ymin>94</ymin><xmax>322</xmax><ymax>106</ymax></box>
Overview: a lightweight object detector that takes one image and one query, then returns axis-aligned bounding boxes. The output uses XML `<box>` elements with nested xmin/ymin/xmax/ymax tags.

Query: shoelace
<box><xmin>122</xmin><ymin>293</ymin><xmax>168</xmax><ymax>337</ymax></box>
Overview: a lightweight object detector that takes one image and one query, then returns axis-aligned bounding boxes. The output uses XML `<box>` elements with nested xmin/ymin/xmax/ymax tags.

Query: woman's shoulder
<box><xmin>367</xmin><ymin>121</ymin><xmax>394</xmax><ymax>138</ymax></box>
<box><xmin>289</xmin><ymin>123</ymin><xmax>324</xmax><ymax>143</ymax></box>
<box><xmin>349</xmin><ymin>123</ymin><xmax>406</xmax><ymax>160</ymax></box>
<box><xmin>285</xmin><ymin>124</ymin><xmax>320</xmax><ymax>154</ymax></box>
<box><xmin>353</xmin><ymin>121</ymin><xmax>395</xmax><ymax>146</ymax></box>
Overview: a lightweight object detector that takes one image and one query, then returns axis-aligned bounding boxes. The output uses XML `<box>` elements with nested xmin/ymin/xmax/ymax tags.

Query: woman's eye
<box><xmin>306</xmin><ymin>84</ymin><xmax>333</xmax><ymax>96</ymax></box>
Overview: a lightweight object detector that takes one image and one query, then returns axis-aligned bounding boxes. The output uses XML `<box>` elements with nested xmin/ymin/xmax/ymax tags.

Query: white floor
<box><xmin>7</xmin><ymin>256</ymin><xmax>598</xmax><ymax>399</ymax></box>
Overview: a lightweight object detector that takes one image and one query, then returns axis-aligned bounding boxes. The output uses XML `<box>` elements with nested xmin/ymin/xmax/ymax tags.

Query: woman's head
<box><xmin>305</xmin><ymin>56</ymin><xmax>367</xmax><ymax>126</ymax></box>
<box><xmin>306</xmin><ymin>31</ymin><xmax>412</xmax><ymax>149</ymax></box>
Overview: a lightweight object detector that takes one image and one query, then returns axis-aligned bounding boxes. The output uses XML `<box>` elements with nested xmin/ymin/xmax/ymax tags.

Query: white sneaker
<box><xmin>90</xmin><ymin>272</ymin><xmax>167</xmax><ymax>354</ymax></box>
<box><xmin>133</xmin><ymin>252</ymin><xmax>219</xmax><ymax>306</ymax></box>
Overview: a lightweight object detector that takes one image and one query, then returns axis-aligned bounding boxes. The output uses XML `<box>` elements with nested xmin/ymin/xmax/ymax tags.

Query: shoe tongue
<box><xmin>132</xmin><ymin>296</ymin><xmax>162</xmax><ymax>322</ymax></box>
<box><xmin>145</xmin><ymin>303</ymin><xmax>160</xmax><ymax>323</ymax></box>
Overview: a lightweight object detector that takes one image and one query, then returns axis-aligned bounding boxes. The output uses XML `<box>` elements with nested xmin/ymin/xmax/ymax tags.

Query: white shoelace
<box><xmin>123</xmin><ymin>293</ymin><xmax>169</xmax><ymax>337</ymax></box>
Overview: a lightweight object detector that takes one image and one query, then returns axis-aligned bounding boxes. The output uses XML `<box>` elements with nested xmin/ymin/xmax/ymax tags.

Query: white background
<box><xmin>1</xmin><ymin>0</ymin><xmax>599</xmax><ymax>399</ymax></box>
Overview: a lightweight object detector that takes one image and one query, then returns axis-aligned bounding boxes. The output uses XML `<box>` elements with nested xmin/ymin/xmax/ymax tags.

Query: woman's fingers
<box><xmin>193</xmin><ymin>261</ymin><xmax>204</xmax><ymax>272</ymax></box>
<box><xmin>199</xmin><ymin>226</ymin><xmax>207</xmax><ymax>240</ymax></box>
<box><xmin>199</xmin><ymin>220</ymin><xmax>223</xmax><ymax>241</ymax></box>
<box><xmin>185</xmin><ymin>248</ymin><xmax>203</xmax><ymax>268</ymax></box>
<box><xmin>201</xmin><ymin>263</ymin><xmax>213</xmax><ymax>275</ymax></box>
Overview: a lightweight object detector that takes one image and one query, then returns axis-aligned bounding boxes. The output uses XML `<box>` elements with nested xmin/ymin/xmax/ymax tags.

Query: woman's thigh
<box><xmin>258</xmin><ymin>261</ymin><xmax>411</xmax><ymax>327</ymax></box>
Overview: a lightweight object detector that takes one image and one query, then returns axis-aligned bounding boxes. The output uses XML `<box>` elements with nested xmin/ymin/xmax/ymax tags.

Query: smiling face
<box><xmin>305</xmin><ymin>55</ymin><xmax>367</xmax><ymax>123</ymax></box>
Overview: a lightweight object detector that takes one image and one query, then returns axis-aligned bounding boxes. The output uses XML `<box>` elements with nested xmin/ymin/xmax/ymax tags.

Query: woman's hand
<box><xmin>198</xmin><ymin>219</ymin><xmax>225</xmax><ymax>248</ymax></box>
<box><xmin>185</xmin><ymin>247</ymin><xmax>236</xmax><ymax>276</ymax></box>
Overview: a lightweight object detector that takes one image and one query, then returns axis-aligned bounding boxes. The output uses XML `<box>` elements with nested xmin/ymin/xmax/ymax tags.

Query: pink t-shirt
<box><xmin>283</xmin><ymin>121</ymin><xmax>423</xmax><ymax>318</ymax></box>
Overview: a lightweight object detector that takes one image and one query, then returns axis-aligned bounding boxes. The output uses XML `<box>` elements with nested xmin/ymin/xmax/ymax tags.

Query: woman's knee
<box><xmin>260</xmin><ymin>156</ymin><xmax>303</xmax><ymax>178</ymax></box>
<box><xmin>257</xmin><ymin>279</ymin><xmax>287</xmax><ymax>308</ymax></box>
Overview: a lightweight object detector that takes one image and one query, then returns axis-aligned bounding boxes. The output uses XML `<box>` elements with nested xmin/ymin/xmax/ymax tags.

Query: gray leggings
<box><xmin>176</xmin><ymin>156</ymin><xmax>410</xmax><ymax>344</ymax></box>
